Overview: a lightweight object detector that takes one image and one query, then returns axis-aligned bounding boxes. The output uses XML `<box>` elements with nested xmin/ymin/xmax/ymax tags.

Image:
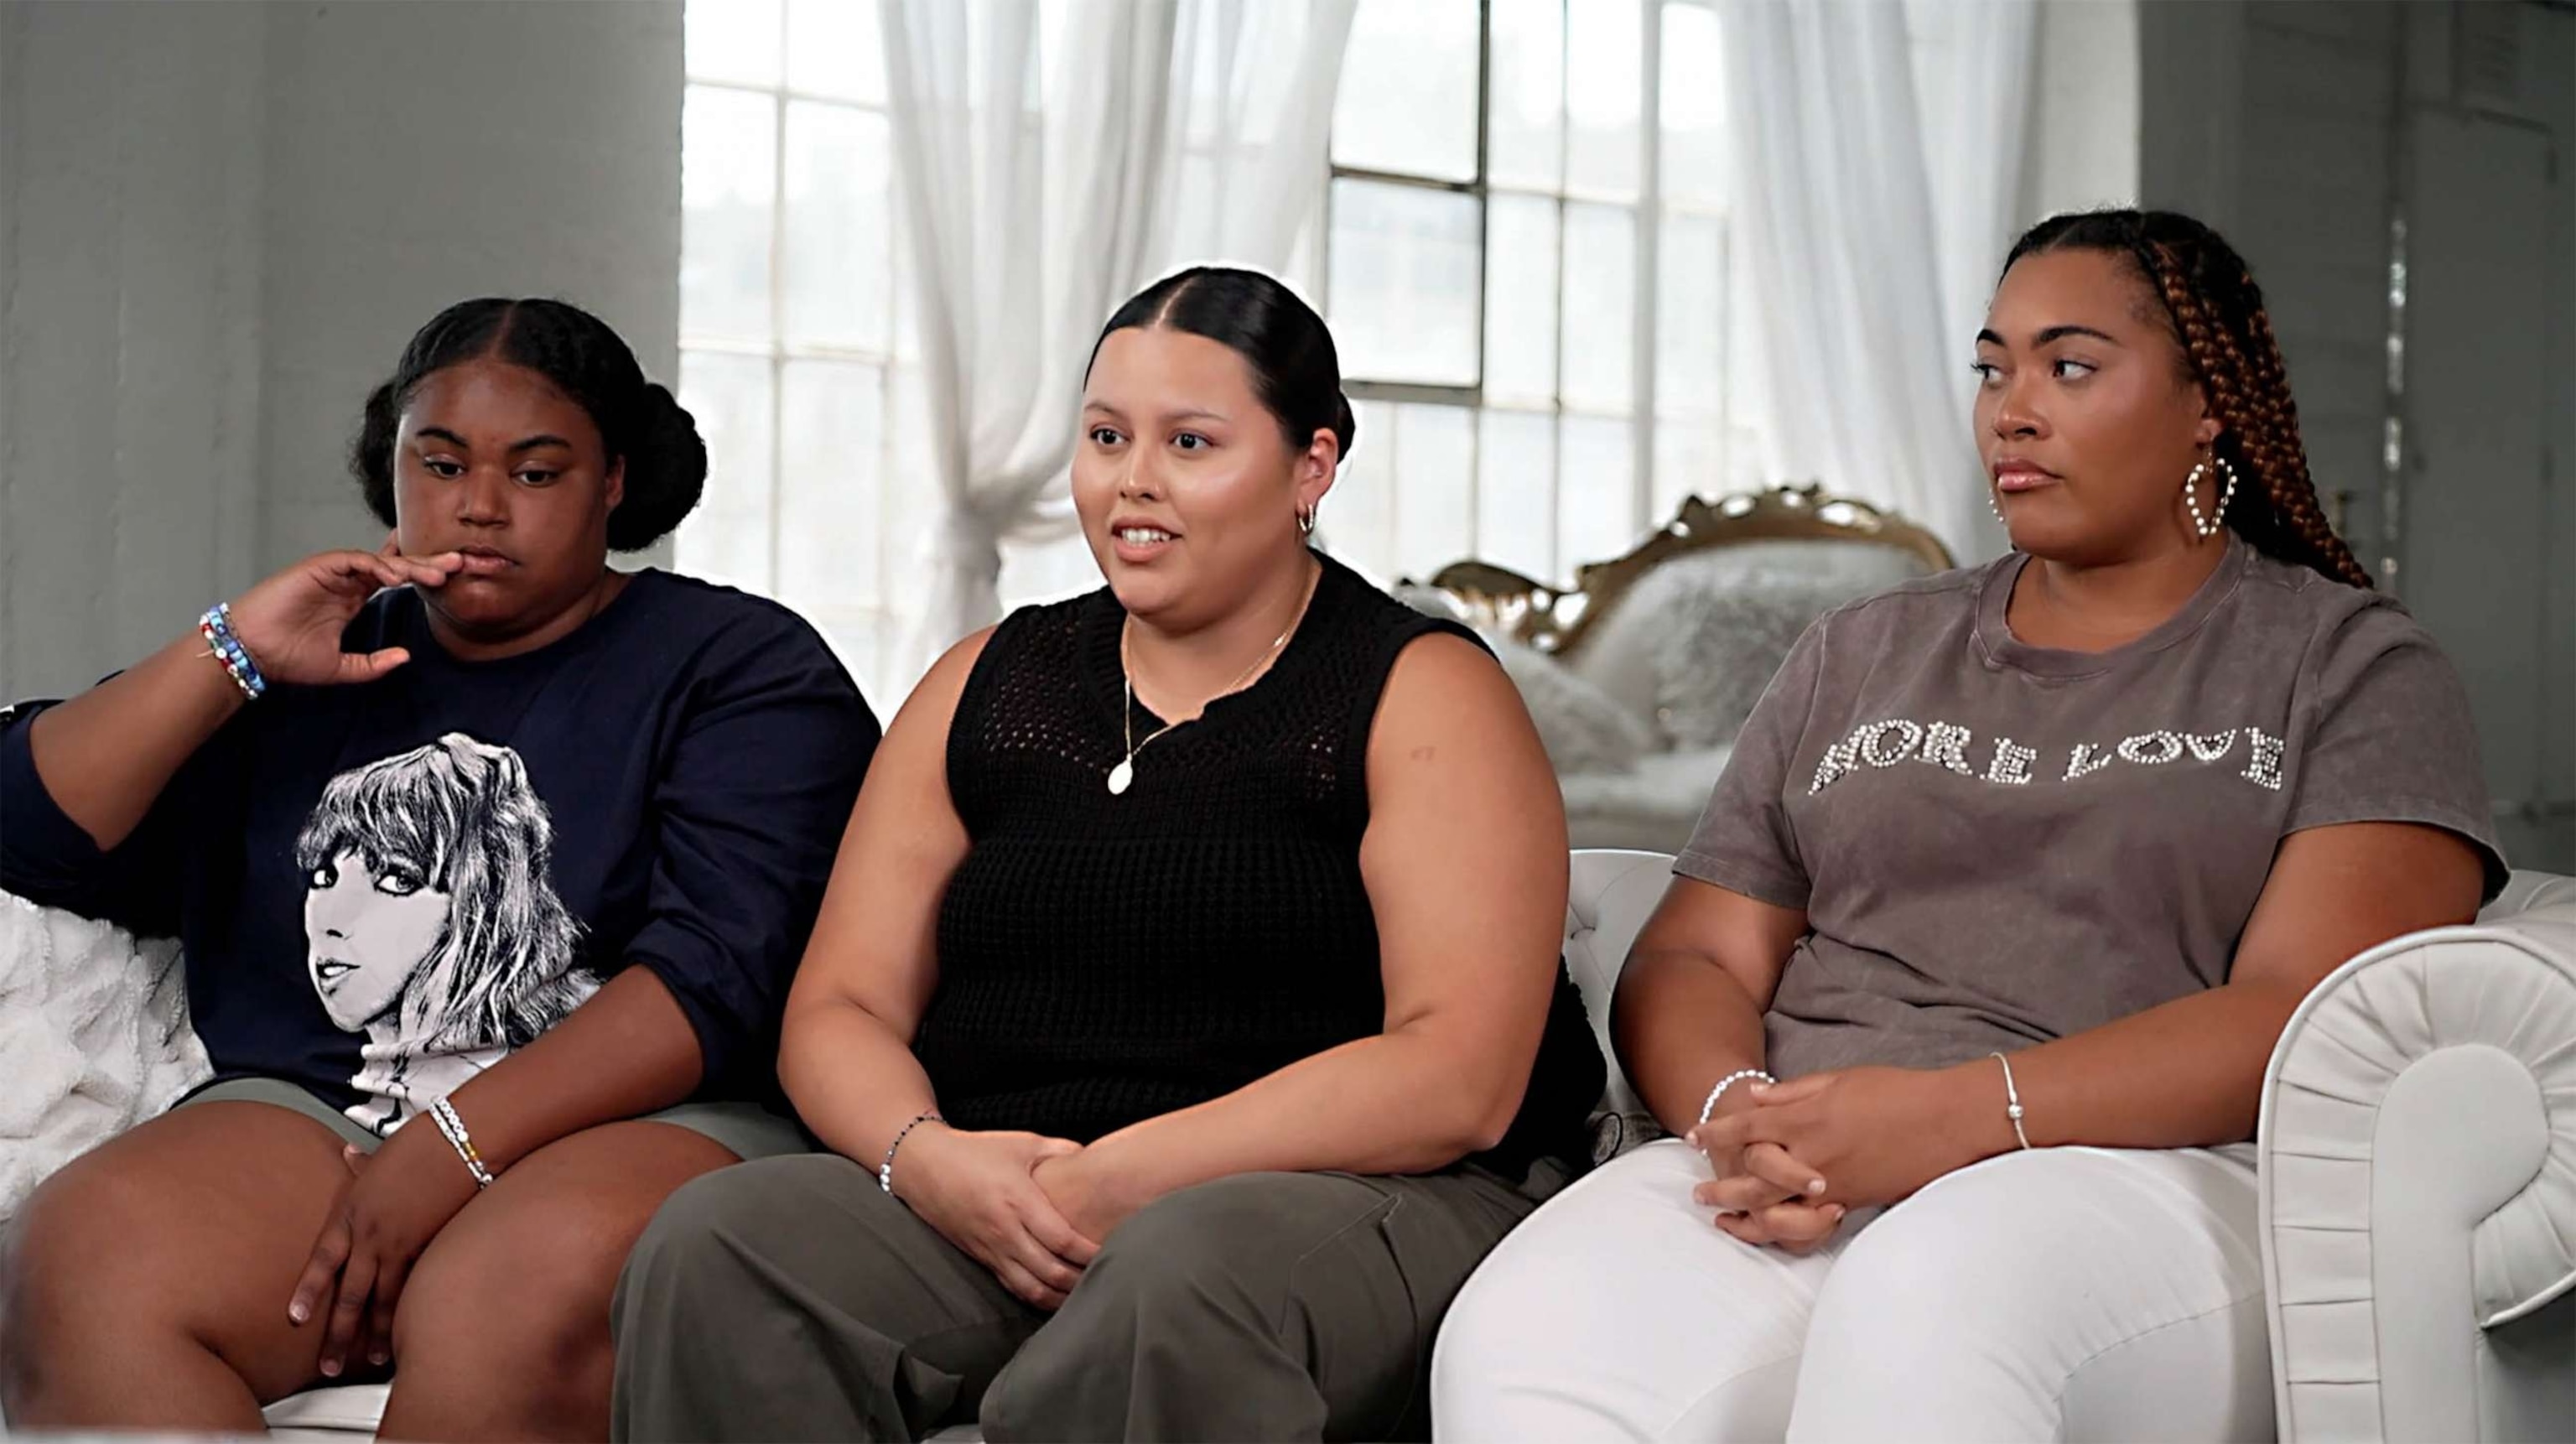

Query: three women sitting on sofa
<box><xmin>1</xmin><ymin>208</ymin><xmax>2502</xmax><ymax>1444</ymax></box>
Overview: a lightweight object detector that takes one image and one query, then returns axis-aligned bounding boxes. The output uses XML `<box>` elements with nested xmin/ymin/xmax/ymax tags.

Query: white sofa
<box><xmin>1560</xmin><ymin>849</ymin><xmax>2576</xmax><ymax>1444</ymax></box>
<box><xmin>23</xmin><ymin>851</ymin><xmax>2569</xmax><ymax>1441</ymax></box>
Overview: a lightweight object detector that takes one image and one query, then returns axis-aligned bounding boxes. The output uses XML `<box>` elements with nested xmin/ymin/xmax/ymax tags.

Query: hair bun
<box><xmin>607</xmin><ymin>382</ymin><xmax>708</xmax><ymax>552</ymax></box>
<box><xmin>1333</xmin><ymin>392</ymin><xmax>1358</xmax><ymax>460</ymax></box>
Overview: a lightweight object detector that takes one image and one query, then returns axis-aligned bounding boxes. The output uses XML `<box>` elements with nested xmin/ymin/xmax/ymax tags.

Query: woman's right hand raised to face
<box><xmin>889</xmin><ymin>1124</ymin><xmax>1101</xmax><ymax>1311</ymax></box>
<box><xmin>226</xmin><ymin>538</ymin><xmax>461</xmax><ymax>687</ymax></box>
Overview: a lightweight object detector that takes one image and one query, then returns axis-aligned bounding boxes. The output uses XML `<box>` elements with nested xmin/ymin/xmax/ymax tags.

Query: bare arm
<box><xmin>26</xmin><ymin>546</ymin><xmax>454</xmax><ymax>850</ymax></box>
<box><xmin>1977</xmin><ymin>822</ymin><xmax>2485</xmax><ymax>1151</ymax></box>
<box><xmin>1701</xmin><ymin>823</ymin><xmax>2490</xmax><ymax>1208</ymax></box>
<box><xmin>1612</xmin><ymin>876</ymin><xmax>1809</xmax><ymax>1135</ymax></box>
<box><xmin>776</xmin><ymin>628</ymin><xmax>989</xmax><ymax>1165</ymax></box>
<box><xmin>1062</xmin><ymin>635</ymin><xmax>1571</xmax><ymax>1217</ymax></box>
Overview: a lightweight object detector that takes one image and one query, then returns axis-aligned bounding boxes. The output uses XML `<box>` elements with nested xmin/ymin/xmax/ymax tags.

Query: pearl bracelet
<box><xmin>1989</xmin><ymin>1051</ymin><xmax>2033</xmax><ymax>1150</ymax></box>
<box><xmin>1697</xmin><ymin>1068</ymin><xmax>1775</xmax><ymax>1127</ymax></box>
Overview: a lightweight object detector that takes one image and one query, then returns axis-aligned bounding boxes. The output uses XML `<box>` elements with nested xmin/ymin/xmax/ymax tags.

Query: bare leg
<box><xmin>1</xmin><ymin>1100</ymin><xmax>365</xmax><ymax>1430</ymax></box>
<box><xmin>377</xmin><ymin>1120</ymin><xmax>740</xmax><ymax>1442</ymax></box>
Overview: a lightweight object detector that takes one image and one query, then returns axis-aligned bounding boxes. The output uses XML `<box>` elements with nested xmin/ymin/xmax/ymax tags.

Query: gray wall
<box><xmin>0</xmin><ymin>0</ymin><xmax>683</xmax><ymax>701</ymax></box>
<box><xmin>2140</xmin><ymin>0</ymin><xmax>2576</xmax><ymax>872</ymax></box>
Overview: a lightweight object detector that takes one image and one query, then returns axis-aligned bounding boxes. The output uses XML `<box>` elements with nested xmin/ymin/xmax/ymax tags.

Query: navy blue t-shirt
<box><xmin>0</xmin><ymin>570</ymin><xmax>876</xmax><ymax>1136</ymax></box>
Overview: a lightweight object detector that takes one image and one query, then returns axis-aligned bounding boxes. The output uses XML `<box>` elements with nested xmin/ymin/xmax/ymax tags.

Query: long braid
<box><xmin>2005</xmin><ymin>210</ymin><xmax>2375</xmax><ymax>589</ymax></box>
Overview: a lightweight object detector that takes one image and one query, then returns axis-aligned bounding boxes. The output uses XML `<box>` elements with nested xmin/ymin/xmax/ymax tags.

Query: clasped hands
<box><xmin>1685</xmin><ymin>1064</ymin><xmax>1992</xmax><ymax>1254</ymax></box>
<box><xmin>892</xmin><ymin>1125</ymin><xmax>1142</xmax><ymax>1311</ymax></box>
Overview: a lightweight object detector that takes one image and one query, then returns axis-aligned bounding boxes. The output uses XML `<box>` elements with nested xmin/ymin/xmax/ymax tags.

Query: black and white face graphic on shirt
<box><xmin>296</xmin><ymin>732</ymin><xmax>601</xmax><ymax>1136</ymax></box>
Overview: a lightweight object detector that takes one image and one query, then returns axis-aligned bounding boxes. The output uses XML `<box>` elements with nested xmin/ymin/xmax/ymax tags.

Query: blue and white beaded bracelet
<box><xmin>197</xmin><ymin>603</ymin><xmax>267</xmax><ymax>700</ymax></box>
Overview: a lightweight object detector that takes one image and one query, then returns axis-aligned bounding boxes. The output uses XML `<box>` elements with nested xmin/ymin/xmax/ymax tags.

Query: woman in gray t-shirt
<box><xmin>1433</xmin><ymin>210</ymin><xmax>2506</xmax><ymax>1442</ymax></box>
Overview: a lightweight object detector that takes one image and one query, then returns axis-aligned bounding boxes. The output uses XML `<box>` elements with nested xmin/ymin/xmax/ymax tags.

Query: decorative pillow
<box><xmin>1649</xmin><ymin>576</ymin><xmax>1850</xmax><ymax>750</ymax></box>
<box><xmin>1488</xmin><ymin>635</ymin><xmax>1657</xmax><ymax>776</ymax></box>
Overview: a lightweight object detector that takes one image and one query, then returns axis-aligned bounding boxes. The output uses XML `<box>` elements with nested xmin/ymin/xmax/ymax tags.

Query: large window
<box><xmin>678</xmin><ymin>0</ymin><xmax>930</xmax><ymax>702</ymax></box>
<box><xmin>1321</xmin><ymin>0</ymin><xmax>1760</xmax><ymax>587</ymax></box>
<box><xmin>677</xmin><ymin>0</ymin><xmax>1753</xmax><ymax>702</ymax></box>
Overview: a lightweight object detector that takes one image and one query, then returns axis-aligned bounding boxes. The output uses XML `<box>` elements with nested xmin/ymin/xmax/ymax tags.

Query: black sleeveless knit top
<box><xmin>913</xmin><ymin>553</ymin><xmax>1602</xmax><ymax>1178</ymax></box>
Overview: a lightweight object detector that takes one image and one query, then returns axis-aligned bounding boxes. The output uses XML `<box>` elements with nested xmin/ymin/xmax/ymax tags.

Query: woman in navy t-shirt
<box><xmin>0</xmin><ymin>299</ymin><xmax>878</xmax><ymax>1436</ymax></box>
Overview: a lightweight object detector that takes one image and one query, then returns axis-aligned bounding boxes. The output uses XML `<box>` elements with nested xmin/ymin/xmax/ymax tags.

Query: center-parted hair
<box><xmin>1089</xmin><ymin>268</ymin><xmax>1357</xmax><ymax>462</ymax></box>
<box><xmin>350</xmin><ymin>298</ymin><xmax>708</xmax><ymax>553</ymax></box>
<box><xmin>295</xmin><ymin>733</ymin><xmax>597</xmax><ymax>1051</ymax></box>
<box><xmin>2005</xmin><ymin>209</ymin><xmax>2373</xmax><ymax>590</ymax></box>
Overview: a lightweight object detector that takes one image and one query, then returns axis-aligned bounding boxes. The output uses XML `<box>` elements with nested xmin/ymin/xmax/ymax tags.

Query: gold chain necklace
<box><xmin>1109</xmin><ymin>569</ymin><xmax>1319</xmax><ymax>797</ymax></box>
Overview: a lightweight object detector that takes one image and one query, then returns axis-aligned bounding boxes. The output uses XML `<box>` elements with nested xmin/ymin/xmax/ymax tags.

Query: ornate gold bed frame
<box><xmin>1410</xmin><ymin>482</ymin><xmax>1955</xmax><ymax>662</ymax></box>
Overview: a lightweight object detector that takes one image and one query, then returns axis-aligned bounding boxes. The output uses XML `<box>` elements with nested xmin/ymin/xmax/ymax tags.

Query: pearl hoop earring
<box><xmin>2184</xmin><ymin>454</ymin><xmax>2239</xmax><ymax>540</ymax></box>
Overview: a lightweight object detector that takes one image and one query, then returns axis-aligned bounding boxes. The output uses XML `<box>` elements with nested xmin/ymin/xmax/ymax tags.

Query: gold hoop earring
<box><xmin>2184</xmin><ymin>454</ymin><xmax>2237</xmax><ymax>540</ymax></box>
<box><xmin>1296</xmin><ymin>506</ymin><xmax>1317</xmax><ymax>538</ymax></box>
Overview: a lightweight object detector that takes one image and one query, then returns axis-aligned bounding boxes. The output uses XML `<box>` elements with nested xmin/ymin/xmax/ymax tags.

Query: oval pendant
<box><xmin>1106</xmin><ymin>759</ymin><xmax>1135</xmax><ymax>796</ymax></box>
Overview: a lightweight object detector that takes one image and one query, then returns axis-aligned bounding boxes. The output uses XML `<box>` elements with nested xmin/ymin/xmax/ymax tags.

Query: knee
<box><xmin>612</xmin><ymin>1157</ymin><xmax>821</xmax><ymax>1348</ymax></box>
<box><xmin>1068</xmin><ymin>1172</ymin><xmax>1313</xmax><ymax>1326</ymax></box>
<box><xmin>396</xmin><ymin>1186</ymin><xmax>643</xmax><ymax>1381</ymax></box>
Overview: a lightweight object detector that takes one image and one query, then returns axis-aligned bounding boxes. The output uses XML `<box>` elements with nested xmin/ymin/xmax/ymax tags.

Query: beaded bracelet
<box><xmin>197</xmin><ymin>603</ymin><xmax>267</xmax><ymax>701</ymax></box>
<box><xmin>1697</xmin><ymin>1068</ymin><xmax>1775</xmax><ymax>1127</ymax></box>
<box><xmin>1989</xmin><ymin>1052</ymin><xmax>2033</xmax><ymax>1150</ymax></box>
<box><xmin>428</xmin><ymin>1097</ymin><xmax>496</xmax><ymax>1189</ymax></box>
<box><xmin>879</xmin><ymin>1109</ymin><xmax>942</xmax><ymax>1196</ymax></box>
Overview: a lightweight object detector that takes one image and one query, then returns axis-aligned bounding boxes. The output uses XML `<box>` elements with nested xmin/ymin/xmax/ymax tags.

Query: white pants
<box><xmin>1431</xmin><ymin>1139</ymin><xmax>2272</xmax><ymax>1442</ymax></box>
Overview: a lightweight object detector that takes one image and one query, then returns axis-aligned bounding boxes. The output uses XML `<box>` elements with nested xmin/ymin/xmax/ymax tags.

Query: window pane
<box><xmin>1657</xmin><ymin>211</ymin><xmax>1724</xmax><ymax>418</ymax></box>
<box><xmin>1484</xmin><ymin>195</ymin><xmax>1561</xmax><ymax>408</ymax></box>
<box><xmin>1565</xmin><ymin>0</ymin><xmax>1640</xmax><ymax>200</ymax></box>
<box><xmin>778</xmin><ymin>360</ymin><xmax>884</xmax><ymax>613</ymax></box>
<box><xmin>1659</xmin><ymin>2</ymin><xmax>1727</xmax><ymax>208</ymax></box>
<box><xmin>1654</xmin><ymin>418</ymin><xmax>1718</xmax><ymax>522</ymax></box>
<box><xmin>787</xmin><ymin>0</ymin><xmax>886</xmax><ymax>103</ymax></box>
<box><xmin>682</xmin><ymin>86</ymin><xmax>778</xmax><ymax>345</ymax></box>
<box><xmin>782</xmin><ymin>101</ymin><xmax>893</xmax><ymax>352</ymax></box>
<box><xmin>1489</xmin><ymin>0</ymin><xmax>1565</xmax><ymax>190</ymax></box>
<box><xmin>687</xmin><ymin>0</ymin><xmax>782</xmax><ymax>86</ymax></box>
<box><xmin>1477</xmin><ymin>408</ymin><xmax>1556</xmax><ymax>580</ymax></box>
<box><xmin>877</xmin><ymin>363</ymin><xmax>941</xmax><ymax>688</ymax></box>
<box><xmin>1560</xmin><ymin>203</ymin><xmax>1635</xmax><ymax>413</ymax></box>
<box><xmin>1390</xmin><ymin>403</ymin><xmax>1476</xmax><ymax>580</ymax></box>
<box><xmin>1324</xmin><ymin>400</ymin><xmax>1399</xmax><ymax>582</ymax></box>
<box><xmin>1331</xmin><ymin>0</ymin><xmax>1478</xmax><ymax>182</ymax></box>
<box><xmin>675</xmin><ymin>351</ymin><xmax>777</xmax><ymax>593</ymax></box>
<box><xmin>1559</xmin><ymin>415</ymin><xmax>1637</xmax><ymax>572</ymax></box>
<box><xmin>1327</xmin><ymin>179</ymin><xmax>1482</xmax><ymax>387</ymax></box>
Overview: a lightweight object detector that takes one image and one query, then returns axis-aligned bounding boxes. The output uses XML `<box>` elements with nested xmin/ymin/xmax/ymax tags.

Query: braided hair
<box><xmin>2004</xmin><ymin>210</ymin><xmax>2373</xmax><ymax>590</ymax></box>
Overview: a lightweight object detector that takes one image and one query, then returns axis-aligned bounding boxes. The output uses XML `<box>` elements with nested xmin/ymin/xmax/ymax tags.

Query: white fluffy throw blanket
<box><xmin>0</xmin><ymin>891</ymin><xmax>210</xmax><ymax>1226</ymax></box>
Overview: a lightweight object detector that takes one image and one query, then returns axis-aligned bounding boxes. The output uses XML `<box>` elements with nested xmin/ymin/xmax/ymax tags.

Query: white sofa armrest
<box><xmin>2259</xmin><ymin>872</ymin><xmax>2576</xmax><ymax>1443</ymax></box>
<box><xmin>1564</xmin><ymin>849</ymin><xmax>1680</xmax><ymax>1155</ymax></box>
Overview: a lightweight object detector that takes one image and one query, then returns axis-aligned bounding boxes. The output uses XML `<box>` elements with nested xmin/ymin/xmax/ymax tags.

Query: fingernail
<box><xmin>1807</xmin><ymin>1177</ymin><xmax>1827</xmax><ymax>1194</ymax></box>
<box><xmin>319</xmin><ymin>1358</ymin><xmax>340</xmax><ymax>1378</ymax></box>
<box><xmin>1749</xmin><ymin>1081</ymin><xmax>1771</xmax><ymax>1093</ymax></box>
<box><xmin>1827</xmin><ymin>1205</ymin><xmax>1846</xmax><ymax>1220</ymax></box>
<box><xmin>371</xmin><ymin>1350</ymin><xmax>389</xmax><ymax>1367</ymax></box>
<box><xmin>289</xmin><ymin>1301</ymin><xmax>309</xmax><ymax>1324</ymax></box>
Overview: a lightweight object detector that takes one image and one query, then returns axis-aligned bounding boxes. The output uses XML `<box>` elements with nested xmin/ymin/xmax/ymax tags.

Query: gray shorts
<box><xmin>175</xmin><ymin>1076</ymin><xmax>811</xmax><ymax>1163</ymax></box>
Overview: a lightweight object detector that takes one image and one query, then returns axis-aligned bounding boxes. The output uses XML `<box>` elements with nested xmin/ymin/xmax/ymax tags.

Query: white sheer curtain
<box><xmin>1718</xmin><ymin>0</ymin><xmax>2037</xmax><ymax>562</ymax></box>
<box><xmin>881</xmin><ymin>0</ymin><xmax>1358</xmax><ymax>675</ymax></box>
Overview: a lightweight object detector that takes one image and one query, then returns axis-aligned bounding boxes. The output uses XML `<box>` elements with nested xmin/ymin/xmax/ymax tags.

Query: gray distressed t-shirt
<box><xmin>1676</xmin><ymin>534</ymin><xmax>2508</xmax><ymax>1080</ymax></box>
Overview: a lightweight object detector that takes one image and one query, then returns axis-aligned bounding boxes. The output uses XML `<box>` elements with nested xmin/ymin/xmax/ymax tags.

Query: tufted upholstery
<box><xmin>2258</xmin><ymin>871</ymin><xmax>2576</xmax><ymax>1442</ymax></box>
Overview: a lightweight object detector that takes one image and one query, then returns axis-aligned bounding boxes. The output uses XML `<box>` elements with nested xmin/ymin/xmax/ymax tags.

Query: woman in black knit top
<box><xmin>611</xmin><ymin>268</ymin><xmax>1602</xmax><ymax>1441</ymax></box>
